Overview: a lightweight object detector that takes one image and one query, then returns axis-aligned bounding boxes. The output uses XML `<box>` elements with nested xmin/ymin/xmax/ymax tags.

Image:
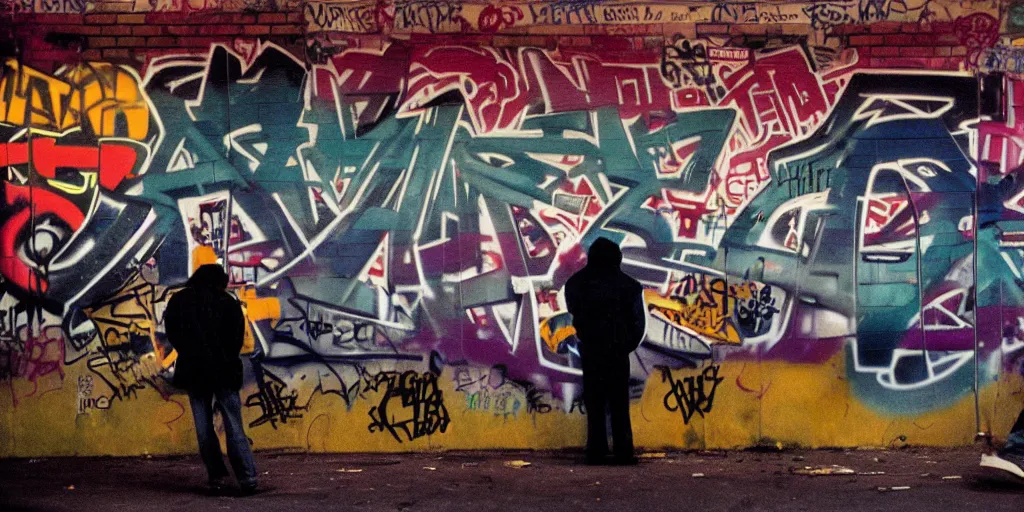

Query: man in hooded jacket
<box><xmin>164</xmin><ymin>264</ymin><xmax>258</xmax><ymax>494</ymax></box>
<box><xmin>565</xmin><ymin>237</ymin><xmax>647</xmax><ymax>465</ymax></box>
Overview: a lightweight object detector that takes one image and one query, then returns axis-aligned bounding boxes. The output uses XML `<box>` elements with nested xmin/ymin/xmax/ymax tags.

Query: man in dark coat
<box><xmin>164</xmin><ymin>264</ymin><xmax>258</xmax><ymax>494</ymax></box>
<box><xmin>565</xmin><ymin>237</ymin><xmax>647</xmax><ymax>465</ymax></box>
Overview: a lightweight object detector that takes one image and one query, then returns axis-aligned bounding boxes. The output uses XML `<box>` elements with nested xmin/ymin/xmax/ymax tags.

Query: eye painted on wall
<box><xmin>476</xmin><ymin>152</ymin><xmax>515</xmax><ymax>168</ymax></box>
<box><xmin>23</xmin><ymin>217</ymin><xmax>70</xmax><ymax>264</ymax></box>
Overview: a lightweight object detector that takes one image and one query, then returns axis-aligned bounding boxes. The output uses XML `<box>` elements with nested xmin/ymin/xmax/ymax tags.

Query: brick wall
<box><xmin>0</xmin><ymin>4</ymin><xmax>999</xmax><ymax>73</ymax></box>
<box><xmin>839</xmin><ymin>21</ymin><xmax>968</xmax><ymax>70</ymax></box>
<box><xmin>5</xmin><ymin>10</ymin><xmax>306</xmax><ymax>70</ymax></box>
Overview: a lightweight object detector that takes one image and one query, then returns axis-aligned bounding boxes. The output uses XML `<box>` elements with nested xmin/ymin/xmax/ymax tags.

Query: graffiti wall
<box><xmin>2</xmin><ymin>0</ymin><xmax>1024</xmax><ymax>456</ymax></box>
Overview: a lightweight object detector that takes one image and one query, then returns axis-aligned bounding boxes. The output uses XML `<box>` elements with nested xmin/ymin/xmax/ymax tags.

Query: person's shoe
<box><xmin>584</xmin><ymin>453</ymin><xmax>608</xmax><ymax>466</ymax></box>
<box><xmin>207</xmin><ymin>477</ymin><xmax>228</xmax><ymax>493</ymax></box>
<box><xmin>612</xmin><ymin>456</ymin><xmax>639</xmax><ymax>466</ymax></box>
<box><xmin>980</xmin><ymin>452</ymin><xmax>1024</xmax><ymax>479</ymax></box>
<box><xmin>239</xmin><ymin>483</ymin><xmax>260</xmax><ymax>496</ymax></box>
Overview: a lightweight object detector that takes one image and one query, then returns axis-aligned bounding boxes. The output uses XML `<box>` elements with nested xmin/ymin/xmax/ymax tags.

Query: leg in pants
<box><xmin>1002</xmin><ymin>409</ymin><xmax>1024</xmax><ymax>456</ymax></box>
<box><xmin>582</xmin><ymin>370</ymin><xmax>609</xmax><ymax>460</ymax></box>
<box><xmin>188</xmin><ymin>389</ymin><xmax>230</xmax><ymax>483</ymax></box>
<box><xmin>213</xmin><ymin>388</ymin><xmax>259</xmax><ymax>489</ymax></box>
<box><xmin>609</xmin><ymin>356</ymin><xmax>634</xmax><ymax>460</ymax></box>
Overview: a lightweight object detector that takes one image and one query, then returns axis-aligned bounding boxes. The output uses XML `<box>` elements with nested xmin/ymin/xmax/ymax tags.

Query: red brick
<box><xmin>258</xmin><ymin>13</ymin><xmax>288</xmax><ymax>24</ymax></box>
<box><xmin>145</xmin><ymin>12</ymin><xmax>190</xmax><ymax>24</ymax></box>
<box><xmin>81</xmin><ymin>49</ymin><xmax>102</xmax><ymax>60</ymax></box>
<box><xmin>101</xmin><ymin>25</ymin><xmax>132</xmax><ymax>36</ymax></box>
<box><xmin>102</xmin><ymin>48</ymin><xmax>131</xmax><ymax>59</ymax></box>
<box><xmin>85</xmin><ymin>14</ymin><xmax>117</xmax><ymax>24</ymax></box>
<box><xmin>175</xmin><ymin>36</ymin><xmax>230</xmax><ymax>48</ymax></box>
<box><xmin>133</xmin><ymin>26</ymin><xmax>163</xmax><ymax>36</ymax></box>
<box><xmin>233</xmin><ymin>14</ymin><xmax>258</xmax><ymax>24</ymax></box>
<box><xmin>930</xmin><ymin>21</ymin><xmax>954</xmax><ymax>33</ymax></box>
<box><xmin>271</xmin><ymin>25</ymin><xmax>303</xmax><ymax>35</ymax></box>
<box><xmin>952</xmin><ymin>47</ymin><xmax>968</xmax><ymax>57</ymax></box>
<box><xmin>287</xmin><ymin>12</ymin><xmax>303</xmax><ymax>23</ymax></box>
<box><xmin>935</xmin><ymin>34</ymin><xmax>960</xmax><ymax>45</ymax></box>
<box><xmin>243</xmin><ymin>25</ymin><xmax>272</xmax><ymax>36</ymax></box>
<box><xmin>199</xmin><ymin>25</ymin><xmax>241</xmax><ymax>36</ymax></box>
<box><xmin>117</xmin><ymin>37</ymin><xmax>146</xmax><ymax>47</ymax></box>
<box><xmin>900</xmin><ymin>46</ymin><xmax>935</xmax><ymax>57</ymax></box>
<box><xmin>147</xmin><ymin>37</ymin><xmax>177</xmax><ymax>47</ymax></box>
<box><xmin>900</xmin><ymin>23</ymin><xmax>921</xmax><ymax>33</ymax></box>
<box><xmin>849</xmin><ymin>35</ymin><xmax>884</xmax><ymax>46</ymax></box>
<box><xmin>167</xmin><ymin>25</ymin><xmax>200</xmax><ymax>36</ymax></box>
<box><xmin>869</xmin><ymin>21</ymin><xmax>902</xmax><ymax>33</ymax></box>
<box><xmin>934</xmin><ymin>47</ymin><xmax>953</xmax><ymax>57</ymax></box>
<box><xmin>872</xmin><ymin>46</ymin><xmax>900</xmax><ymax>57</ymax></box>
<box><xmin>186</xmin><ymin>13</ymin><xmax>232</xmax><ymax>24</ymax></box>
<box><xmin>88</xmin><ymin>37</ymin><xmax>118</xmax><ymax>48</ymax></box>
<box><xmin>832</xmin><ymin>24</ymin><xmax>869</xmax><ymax>35</ymax></box>
<box><xmin>884</xmin><ymin>34</ymin><xmax>921</xmax><ymax>46</ymax></box>
<box><xmin>117</xmin><ymin>14</ymin><xmax>147</xmax><ymax>24</ymax></box>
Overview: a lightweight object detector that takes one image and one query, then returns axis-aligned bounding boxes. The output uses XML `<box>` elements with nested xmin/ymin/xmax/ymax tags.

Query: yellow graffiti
<box><xmin>0</xmin><ymin>60</ymin><xmax>72</xmax><ymax>132</ymax></box>
<box><xmin>237</xmin><ymin>286</ymin><xmax>281</xmax><ymax>355</ymax></box>
<box><xmin>0</xmin><ymin>59</ymin><xmax>150</xmax><ymax>140</ymax></box>
<box><xmin>539</xmin><ymin>316</ymin><xmax>576</xmax><ymax>353</ymax></box>
<box><xmin>84</xmin><ymin>279</ymin><xmax>178</xmax><ymax>370</ymax></box>
<box><xmin>237</xmin><ymin>286</ymin><xmax>281</xmax><ymax>323</ymax></box>
<box><xmin>644</xmin><ymin>281</ymin><xmax>762</xmax><ymax>345</ymax></box>
<box><xmin>63</xmin><ymin>63</ymin><xmax>152</xmax><ymax>140</ymax></box>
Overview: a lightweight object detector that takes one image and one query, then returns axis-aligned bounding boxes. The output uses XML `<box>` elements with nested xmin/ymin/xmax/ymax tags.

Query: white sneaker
<box><xmin>980</xmin><ymin>453</ymin><xmax>1024</xmax><ymax>479</ymax></box>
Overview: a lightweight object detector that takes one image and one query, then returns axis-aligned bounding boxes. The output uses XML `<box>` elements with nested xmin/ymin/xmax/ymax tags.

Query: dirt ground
<box><xmin>1</xmin><ymin>447</ymin><xmax>1023</xmax><ymax>511</ymax></box>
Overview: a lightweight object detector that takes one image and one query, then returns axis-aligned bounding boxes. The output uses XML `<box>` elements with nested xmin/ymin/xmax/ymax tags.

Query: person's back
<box><xmin>165</xmin><ymin>264</ymin><xmax>258</xmax><ymax>495</ymax></box>
<box><xmin>166</xmin><ymin>271</ymin><xmax>245</xmax><ymax>392</ymax></box>
<box><xmin>565</xmin><ymin>237</ymin><xmax>646</xmax><ymax>465</ymax></box>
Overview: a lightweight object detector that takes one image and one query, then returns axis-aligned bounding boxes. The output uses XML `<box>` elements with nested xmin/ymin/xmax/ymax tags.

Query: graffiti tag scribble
<box><xmin>367</xmin><ymin>370</ymin><xmax>450</xmax><ymax>442</ymax></box>
<box><xmin>662</xmin><ymin>365</ymin><xmax>724</xmax><ymax>424</ymax></box>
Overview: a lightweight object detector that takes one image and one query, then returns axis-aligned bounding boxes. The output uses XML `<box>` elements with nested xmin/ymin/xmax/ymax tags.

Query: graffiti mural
<box><xmin>4</xmin><ymin>0</ymin><xmax>1024</xmax><ymax>453</ymax></box>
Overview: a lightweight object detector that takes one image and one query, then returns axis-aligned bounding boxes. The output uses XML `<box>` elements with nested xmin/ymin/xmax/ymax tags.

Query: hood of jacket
<box><xmin>187</xmin><ymin>264</ymin><xmax>229</xmax><ymax>291</ymax></box>
<box><xmin>586</xmin><ymin>237</ymin><xmax>622</xmax><ymax>271</ymax></box>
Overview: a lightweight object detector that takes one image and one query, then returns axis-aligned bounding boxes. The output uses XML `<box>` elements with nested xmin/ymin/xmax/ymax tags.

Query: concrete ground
<box><xmin>1</xmin><ymin>447</ymin><xmax>1023</xmax><ymax>511</ymax></box>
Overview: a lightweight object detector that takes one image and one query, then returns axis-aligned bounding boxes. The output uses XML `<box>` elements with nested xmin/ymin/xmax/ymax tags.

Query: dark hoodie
<box><xmin>164</xmin><ymin>264</ymin><xmax>246</xmax><ymax>392</ymax></box>
<box><xmin>565</xmin><ymin>238</ymin><xmax>646</xmax><ymax>361</ymax></box>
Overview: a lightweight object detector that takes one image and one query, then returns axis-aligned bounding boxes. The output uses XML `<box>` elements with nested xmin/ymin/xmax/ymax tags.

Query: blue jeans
<box><xmin>188</xmin><ymin>388</ymin><xmax>258</xmax><ymax>488</ymax></box>
<box><xmin>1004</xmin><ymin>409</ymin><xmax>1024</xmax><ymax>456</ymax></box>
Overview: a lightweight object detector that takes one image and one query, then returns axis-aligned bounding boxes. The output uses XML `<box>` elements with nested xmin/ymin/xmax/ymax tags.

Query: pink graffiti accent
<box><xmin>521</xmin><ymin>48</ymin><xmax>677</xmax><ymax>122</ymax></box>
<box><xmin>977</xmin><ymin>77</ymin><xmax>1024</xmax><ymax>182</ymax></box>
<box><xmin>719</xmin><ymin>48</ymin><xmax>832</xmax><ymax>147</ymax></box>
<box><xmin>326</xmin><ymin>44</ymin><xmax>410</xmax><ymax>97</ymax></box>
<box><xmin>643</xmin><ymin>189</ymin><xmax>714</xmax><ymax>240</ymax></box>
<box><xmin>403</xmin><ymin>46</ymin><xmax>527</xmax><ymax>133</ymax></box>
<box><xmin>11</xmin><ymin>325</ymin><xmax>66</xmax><ymax>406</ymax></box>
<box><xmin>955</xmin><ymin>13</ymin><xmax>1000</xmax><ymax>68</ymax></box>
<box><xmin>477</xmin><ymin>4</ymin><xmax>523</xmax><ymax>33</ymax></box>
